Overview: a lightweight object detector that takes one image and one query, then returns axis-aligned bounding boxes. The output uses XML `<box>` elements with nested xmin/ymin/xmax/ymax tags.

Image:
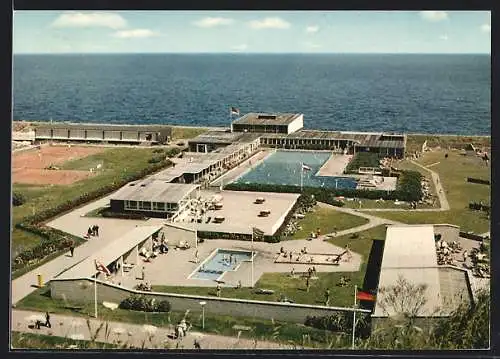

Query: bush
<box><xmin>305</xmin><ymin>312</ymin><xmax>371</xmax><ymax>338</ymax></box>
<box><xmin>12</xmin><ymin>191</ymin><xmax>26</xmax><ymax>207</ymax></box>
<box><xmin>395</xmin><ymin>170</ymin><xmax>422</xmax><ymax>202</ymax></box>
<box><xmin>119</xmin><ymin>295</ymin><xmax>171</xmax><ymax>312</ymax></box>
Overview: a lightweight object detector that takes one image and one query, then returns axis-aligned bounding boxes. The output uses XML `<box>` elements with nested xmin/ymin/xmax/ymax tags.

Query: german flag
<box><xmin>356</xmin><ymin>290</ymin><xmax>376</xmax><ymax>302</ymax></box>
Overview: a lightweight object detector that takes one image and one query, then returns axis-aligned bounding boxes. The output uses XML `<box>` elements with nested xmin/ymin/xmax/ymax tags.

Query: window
<box><xmin>125</xmin><ymin>200</ymin><xmax>138</xmax><ymax>210</ymax></box>
<box><xmin>138</xmin><ymin>201</ymin><xmax>151</xmax><ymax>210</ymax></box>
<box><xmin>153</xmin><ymin>202</ymin><xmax>166</xmax><ymax>212</ymax></box>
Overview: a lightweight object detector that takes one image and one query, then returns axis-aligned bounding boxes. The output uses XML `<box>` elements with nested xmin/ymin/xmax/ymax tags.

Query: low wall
<box><xmin>50</xmin><ymin>278</ymin><xmax>370</xmax><ymax>324</ymax></box>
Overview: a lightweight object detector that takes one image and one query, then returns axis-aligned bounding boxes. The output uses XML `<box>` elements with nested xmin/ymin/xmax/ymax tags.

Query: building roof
<box><xmin>110</xmin><ymin>180</ymin><xmax>198</xmax><ymax>203</ymax></box>
<box><xmin>373</xmin><ymin>225</ymin><xmax>471</xmax><ymax>318</ymax></box>
<box><xmin>232</xmin><ymin>113</ymin><xmax>302</xmax><ymax>126</ymax></box>
<box><xmin>188</xmin><ymin>130</ymin><xmax>261</xmax><ymax>145</ymax></box>
<box><xmin>261</xmin><ymin>129</ymin><xmax>406</xmax><ymax>149</ymax></box>
<box><xmin>56</xmin><ymin>225</ymin><xmax>163</xmax><ymax>280</ymax></box>
<box><xmin>34</xmin><ymin>122</ymin><xmax>172</xmax><ymax>132</ymax></box>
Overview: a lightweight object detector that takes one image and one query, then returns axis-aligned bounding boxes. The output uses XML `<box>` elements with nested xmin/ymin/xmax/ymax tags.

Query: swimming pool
<box><xmin>233</xmin><ymin>150</ymin><xmax>358</xmax><ymax>189</ymax></box>
<box><xmin>190</xmin><ymin>249</ymin><xmax>254</xmax><ymax>281</ymax></box>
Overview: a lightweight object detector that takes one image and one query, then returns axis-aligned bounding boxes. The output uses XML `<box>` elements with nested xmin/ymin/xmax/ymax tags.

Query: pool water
<box><xmin>234</xmin><ymin>150</ymin><xmax>358</xmax><ymax>189</ymax></box>
<box><xmin>190</xmin><ymin>249</ymin><xmax>254</xmax><ymax>281</ymax></box>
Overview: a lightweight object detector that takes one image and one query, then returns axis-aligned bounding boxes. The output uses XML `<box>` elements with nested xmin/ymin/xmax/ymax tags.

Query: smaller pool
<box><xmin>190</xmin><ymin>249</ymin><xmax>254</xmax><ymax>281</ymax></box>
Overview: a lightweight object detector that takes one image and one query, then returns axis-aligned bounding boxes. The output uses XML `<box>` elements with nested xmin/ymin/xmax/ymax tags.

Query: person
<box><xmin>95</xmin><ymin>225</ymin><xmax>99</xmax><ymax>237</ymax></box>
<box><xmin>69</xmin><ymin>244</ymin><xmax>74</xmax><ymax>257</ymax></box>
<box><xmin>463</xmin><ymin>250</ymin><xmax>468</xmax><ymax>262</ymax></box>
<box><xmin>91</xmin><ymin>225</ymin><xmax>96</xmax><ymax>236</ymax></box>
<box><xmin>45</xmin><ymin>312</ymin><xmax>51</xmax><ymax>328</ymax></box>
<box><xmin>229</xmin><ymin>254</ymin><xmax>233</xmax><ymax>264</ymax></box>
<box><xmin>161</xmin><ymin>232</ymin><xmax>165</xmax><ymax>241</ymax></box>
<box><xmin>333</xmin><ymin>227</ymin><xmax>338</xmax><ymax>237</ymax></box>
<box><xmin>141</xmin><ymin>266</ymin><xmax>145</xmax><ymax>280</ymax></box>
<box><xmin>312</xmin><ymin>266</ymin><xmax>317</xmax><ymax>276</ymax></box>
<box><xmin>280</xmin><ymin>246</ymin><xmax>284</xmax><ymax>254</ymax></box>
<box><xmin>303</xmin><ymin>247</ymin><xmax>308</xmax><ymax>254</ymax></box>
<box><xmin>290</xmin><ymin>267</ymin><xmax>295</xmax><ymax>277</ymax></box>
<box><xmin>236</xmin><ymin>280</ymin><xmax>242</xmax><ymax>289</ymax></box>
<box><xmin>306</xmin><ymin>276</ymin><xmax>310</xmax><ymax>292</ymax></box>
<box><xmin>35</xmin><ymin>319</ymin><xmax>42</xmax><ymax>329</ymax></box>
<box><xmin>324</xmin><ymin>289</ymin><xmax>330</xmax><ymax>306</ymax></box>
<box><xmin>87</xmin><ymin>227</ymin><xmax>93</xmax><ymax>237</ymax></box>
<box><xmin>289</xmin><ymin>252</ymin><xmax>293</xmax><ymax>261</ymax></box>
<box><xmin>216</xmin><ymin>283</ymin><xmax>221</xmax><ymax>297</ymax></box>
<box><xmin>194</xmin><ymin>249</ymin><xmax>199</xmax><ymax>263</ymax></box>
<box><xmin>194</xmin><ymin>339</ymin><xmax>201</xmax><ymax>349</ymax></box>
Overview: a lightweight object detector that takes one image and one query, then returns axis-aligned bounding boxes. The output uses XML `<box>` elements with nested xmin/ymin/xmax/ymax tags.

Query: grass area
<box><xmin>290</xmin><ymin>205</ymin><xmax>369</xmax><ymax>240</ymax></box>
<box><xmin>170</xmin><ymin>126</ymin><xmax>208</xmax><ymax>140</ymax></box>
<box><xmin>405</xmin><ymin>134</ymin><xmax>491</xmax><ymax>154</ymax></box>
<box><xmin>342</xmin><ymin>199</ymin><xmax>434</xmax><ymax>210</ymax></box>
<box><xmin>15</xmin><ymin>287</ymin><xmax>342</xmax><ymax>348</ymax></box>
<box><xmin>153</xmin><ymin>226</ymin><xmax>387</xmax><ymax>307</ymax></box>
<box><xmin>11</xmin><ymin>332</ymin><xmax>118</xmax><ymax>350</ymax></box>
<box><xmin>12</xmin><ymin>147</ymin><xmax>170</xmax><ymax>254</ymax></box>
<box><xmin>365</xmin><ymin>150</ymin><xmax>490</xmax><ymax>233</ymax></box>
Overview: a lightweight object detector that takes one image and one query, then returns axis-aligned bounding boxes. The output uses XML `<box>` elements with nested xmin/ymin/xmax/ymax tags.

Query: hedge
<box><xmin>12</xmin><ymin>159</ymin><xmax>173</xmax><ymax>273</ymax></box>
<box><xmin>226</xmin><ymin>170</ymin><xmax>422</xmax><ymax>203</ymax></box>
<box><xmin>119</xmin><ymin>294</ymin><xmax>171</xmax><ymax>312</ymax></box>
<box><xmin>344</xmin><ymin>152</ymin><xmax>382</xmax><ymax>174</ymax></box>
<box><xmin>467</xmin><ymin>177</ymin><xmax>490</xmax><ymax>185</ymax></box>
<box><xmin>469</xmin><ymin>202</ymin><xmax>490</xmax><ymax>212</ymax></box>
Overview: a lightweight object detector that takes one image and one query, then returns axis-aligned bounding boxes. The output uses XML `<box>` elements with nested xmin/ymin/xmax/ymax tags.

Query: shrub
<box><xmin>395</xmin><ymin>170</ymin><xmax>422</xmax><ymax>202</ymax></box>
<box><xmin>119</xmin><ymin>295</ymin><xmax>171</xmax><ymax>312</ymax></box>
<box><xmin>12</xmin><ymin>191</ymin><xmax>26</xmax><ymax>207</ymax></box>
<box><xmin>305</xmin><ymin>312</ymin><xmax>371</xmax><ymax>338</ymax></box>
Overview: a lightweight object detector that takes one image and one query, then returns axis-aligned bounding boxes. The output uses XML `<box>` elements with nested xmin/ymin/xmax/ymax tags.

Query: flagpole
<box><xmin>300</xmin><ymin>163</ymin><xmax>303</xmax><ymax>192</ymax></box>
<box><xmin>251</xmin><ymin>230</ymin><xmax>254</xmax><ymax>288</ymax></box>
<box><xmin>352</xmin><ymin>284</ymin><xmax>357</xmax><ymax>349</ymax></box>
<box><xmin>94</xmin><ymin>260</ymin><xmax>98</xmax><ymax>318</ymax></box>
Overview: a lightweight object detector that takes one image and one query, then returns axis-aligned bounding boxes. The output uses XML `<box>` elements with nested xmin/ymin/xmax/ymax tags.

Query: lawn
<box><xmin>170</xmin><ymin>126</ymin><xmax>208</xmax><ymax>140</ymax></box>
<box><xmin>405</xmin><ymin>134</ymin><xmax>491</xmax><ymax>155</ymax></box>
<box><xmin>11</xmin><ymin>332</ymin><xmax>118</xmax><ymax>350</ymax></box>
<box><xmin>290</xmin><ymin>205</ymin><xmax>369</xmax><ymax>240</ymax></box>
<box><xmin>153</xmin><ymin>226</ymin><xmax>388</xmax><ymax>307</ymax></box>
<box><xmin>15</xmin><ymin>287</ymin><xmax>339</xmax><ymax>348</ymax></box>
<box><xmin>12</xmin><ymin>147</ymin><xmax>171</xmax><ymax>255</ymax></box>
<box><xmin>365</xmin><ymin>150</ymin><xmax>491</xmax><ymax>233</ymax></box>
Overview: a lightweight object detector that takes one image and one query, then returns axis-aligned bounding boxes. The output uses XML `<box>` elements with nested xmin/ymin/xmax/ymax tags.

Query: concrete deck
<box><xmin>316</xmin><ymin>154</ymin><xmax>352</xmax><ymax>176</ymax></box>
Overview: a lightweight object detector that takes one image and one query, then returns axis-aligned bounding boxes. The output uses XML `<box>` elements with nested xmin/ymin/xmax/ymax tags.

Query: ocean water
<box><xmin>234</xmin><ymin>150</ymin><xmax>358</xmax><ymax>189</ymax></box>
<box><xmin>13</xmin><ymin>54</ymin><xmax>491</xmax><ymax>135</ymax></box>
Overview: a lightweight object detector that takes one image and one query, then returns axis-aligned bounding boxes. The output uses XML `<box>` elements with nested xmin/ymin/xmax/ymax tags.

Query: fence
<box><xmin>50</xmin><ymin>278</ymin><xmax>370</xmax><ymax>324</ymax></box>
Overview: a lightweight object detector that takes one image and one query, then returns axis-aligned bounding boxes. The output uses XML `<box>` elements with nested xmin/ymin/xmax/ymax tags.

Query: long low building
<box><xmin>260</xmin><ymin>130</ymin><xmax>406</xmax><ymax>158</ymax></box>
<box><xmin>371</xmin><ymin>225</ymin><xmax>473</xmax><ymax>329</ymax></box>
<box><xmin>109</xmin><ymin>180</ymin><xmax>199</xmax><ymax>218</ymax></box>
<box><xmin>231</xmin><ymin>113</ymin><xmax>304</xmax><ymax>135</ymax></box>
<box><xmin>34</xmin><ymin>122</ymin><xmax>172</xmax><ymax>144</ymax></box>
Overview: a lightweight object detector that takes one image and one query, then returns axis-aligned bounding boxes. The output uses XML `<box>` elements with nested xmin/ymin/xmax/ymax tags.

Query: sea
<box><xmin>12</xmin><ymin>54</ymin><xmax>491</xmax><ymax>135</ymax></box>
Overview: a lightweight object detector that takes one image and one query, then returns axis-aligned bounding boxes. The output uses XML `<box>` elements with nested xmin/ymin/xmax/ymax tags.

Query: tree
<box><xmin>377</xmin><ymin>275</ymin><xmax>428</xmax><ymax>319</ymax></box>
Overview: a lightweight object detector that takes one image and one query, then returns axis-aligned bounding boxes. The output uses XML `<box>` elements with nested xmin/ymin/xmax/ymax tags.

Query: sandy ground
<box><xmin>12</xmin><ymin>145</ymin><xmax>105</xmax><ymax>185</ymax></box>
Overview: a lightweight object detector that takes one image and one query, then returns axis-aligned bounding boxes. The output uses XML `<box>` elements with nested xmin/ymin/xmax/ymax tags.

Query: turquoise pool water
<box><xmin>190</xmin><ymin>249</ymin><xmax>253</xmax><ymax>281</ymax></box>
<box><xmin>233</xmin><ymin>150</ymin><xmax>358</xmax><ymax>189</ymax></box>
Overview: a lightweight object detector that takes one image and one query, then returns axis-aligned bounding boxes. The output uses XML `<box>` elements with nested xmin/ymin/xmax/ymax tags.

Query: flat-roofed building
<box><xmin>371</xmin><ymin>225</ymin><xmax>473</xmax><ymax>330</ymax></box>
<box><xmin>34</xmin><ymin>122</ymin><xmax>172</xmax><ymax>144</ymax></box>
<box><xmin>260</xmin><ymin>130</ymin><xmax>406</xmax><ymax>158</ymax></box>
<box><xmin>231</xmin><ymin>113</ymin><xmax>304</xmax><ymax>135</ymax></box>
<box><xmin>109</xmin><ymin>180</ymin><xmax>199</xmax><ymax>218</ymax></box>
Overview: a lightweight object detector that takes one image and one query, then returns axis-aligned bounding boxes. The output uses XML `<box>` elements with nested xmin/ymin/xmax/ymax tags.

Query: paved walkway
<box><xmin>12</xmin><ymin>309</ymin><xmax>299</xmax><ymax>350</ymax></box>
<box><xmin>11</xmin><ymin>194</ymin><xmax>164</xmax><ymax>305</ymax></box>
<box><xmin>409</xmin><ymin>160</ymin><xmax>450</xmax><ymax>211</ymax></box>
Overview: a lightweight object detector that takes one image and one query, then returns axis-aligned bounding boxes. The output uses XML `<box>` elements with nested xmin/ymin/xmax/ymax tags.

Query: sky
<box><xmin>13</xmin><ymin>11</ymin><xmax>491</xmax><ymax>54</ymax></box>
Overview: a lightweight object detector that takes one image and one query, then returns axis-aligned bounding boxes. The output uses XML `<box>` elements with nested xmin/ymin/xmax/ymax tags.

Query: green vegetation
<box><xmin>344</xmin><ymin>152</ymin><xmax>382</xmax><ymax>174</ymax></box>
<box><xmin>119</xmin><ymin>295</ymin><xmax>171</xmax><ymax>312</ymax></box>
<box><xmin>16</xmin><ymin>287</ymin><xmax>338</xmax><ymax>348</ymax></box>
<box><xmin>405</xmin><ymin>134</ymin><xmax>490</xmax><ymax>155</ymax></box>
<box><xmin>290</xmin><ymin>205</ymin><xmax>368</xmax><ymax>240</ymax></box>
<box><xmin>12</xmin><ymin>148</ymin><xmax>172</xmax><ymax>274</ymax></box>
<box><xmin>157</xmin><ymin>226</ymin><xmax>387</xmax><ymax>307</ymax></box>
<box><xmin>365</xmin><ymin>150</ymin><xmax>490</xmax><ymax>233</ymax></box>
<box><xmin>170</xmin><ymin>126</ymin><xmax>208</xmax><ymax>140</ymax></box>
<box><xmin>12</xmin><ymin>191</ymin><xmax>26</xmax><ymax>207</ymax></box>
<box><xmin>11</xmin><ymin>332</ymin><xmax>119</xmax><ymax>350</ymax></box>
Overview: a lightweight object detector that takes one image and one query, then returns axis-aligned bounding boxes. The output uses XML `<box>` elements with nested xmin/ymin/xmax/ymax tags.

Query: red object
<box><xmin>95</xmin><ymin>260</ymin><xmax>111</xmax><ymax>276</ymax></box>
<box><xmin>356</xmin><ymin>291</ymin><xmax>376</xmax><ymax>301</ymax></box>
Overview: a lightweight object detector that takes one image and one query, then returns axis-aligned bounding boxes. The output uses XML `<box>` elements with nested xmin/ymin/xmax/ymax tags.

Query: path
<box><xmin>11</xmin><ymin>194</ymin><xmax>164</xmax><ymax>305</ymax></box>
<box><xmin>409</xmin><ymin>159</ymin><xmax>450</xmax><ymax>211</ymax></box>
<box><xmin>11</xmin><ymin>309</ymin><xmax>299</xmax><ymax>350</ymax></box>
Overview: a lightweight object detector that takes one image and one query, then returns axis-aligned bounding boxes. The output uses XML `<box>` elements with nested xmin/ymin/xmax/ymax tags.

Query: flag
<box><xmin>230</xmin><ymin>107</ymin><xmax>240</xmax><ymax>116</ymax></box>
<box><xmin>302</xmin><ymin>163</ymin><xmax>312</xmax><ymax>171</ymax></box>
<box><xmin>356</xmin><ymin>290</ymin><xmax>376</xmax><ymax>302</ymax></box>
<box><xmin>95</xmin><ymin>260</ymin><xmax>111</xmax><ymax>276</ymax></box>
<box><xmin>252</xmin><ymin>227</ymin><xmax>264</xmax><ymax>239</ymax></box>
